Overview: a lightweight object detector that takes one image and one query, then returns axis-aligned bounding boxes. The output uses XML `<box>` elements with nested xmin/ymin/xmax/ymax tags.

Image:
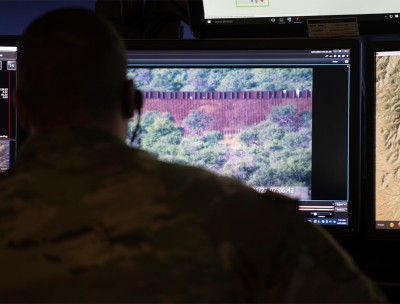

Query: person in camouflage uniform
<box><xmin>0</xmin><ymin>8</ymin><xmax>387</xmax><ymax>303</ymax></box>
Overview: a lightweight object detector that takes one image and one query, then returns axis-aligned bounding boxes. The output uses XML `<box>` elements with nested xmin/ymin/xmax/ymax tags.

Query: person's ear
<box><xmin>13</xmin><ymin>89</ymin><xmax>31</xmax><ymax>131</ymax></box>
<box><xmin>121</xmin><ymin>79</ymin><xmax>142</xmax><ymax>118</ymax></box>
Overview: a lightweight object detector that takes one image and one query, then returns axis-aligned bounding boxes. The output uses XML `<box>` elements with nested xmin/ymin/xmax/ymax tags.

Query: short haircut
<box><xmin>17</xmin><ymin>8</ymin><xmax>127</xmax><ymax>127</ymax></box>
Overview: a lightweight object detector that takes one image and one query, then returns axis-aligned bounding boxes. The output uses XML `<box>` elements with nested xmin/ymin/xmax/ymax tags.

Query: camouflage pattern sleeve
<box><xmin>204</xmin><ymin>179</ymin><xmax>388</xmax><ymax>302</ymax></box>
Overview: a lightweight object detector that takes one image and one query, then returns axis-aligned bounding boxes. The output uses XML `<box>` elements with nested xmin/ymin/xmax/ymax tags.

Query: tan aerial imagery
<box><xmin>375</xmin><ymin>54</ymin><xmax>400</xmax><ymax>221</ymax></box>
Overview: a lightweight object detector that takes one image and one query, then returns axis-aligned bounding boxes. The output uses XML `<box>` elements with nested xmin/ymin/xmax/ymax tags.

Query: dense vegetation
<box><xmin>128</xmin><ymin>68</ymin><xmax>312</xmax><ymax>92</ymax></box>
<box><xmin>128</xmin><ymin>104</ymin><xmax>311</xmax><ymax>190</ymax></box>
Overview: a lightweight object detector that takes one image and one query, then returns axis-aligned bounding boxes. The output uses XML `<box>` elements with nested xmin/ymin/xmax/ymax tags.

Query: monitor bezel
<box><xmin>365</xmin><ymin>39</ymin><xmax>400</xmax><ymax>239</ymax></box>
<box><xmin>124</xmin><ymin>38</ymin><xmax>361</xmax><ymax>236</ymax></box>
<box><xmin>187</xmin><ymin>0</ymin><xmax>400</xmax><ymax>38</ymax></box>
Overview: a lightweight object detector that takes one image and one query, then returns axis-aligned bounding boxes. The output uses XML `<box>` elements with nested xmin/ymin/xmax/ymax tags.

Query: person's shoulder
<box><xmin>151</xmin><ymin>155</ymin><xmax>297</xmax><ymax>208</ymax></box>
<box><xmin>101</xmin><ymin>144</ymin><xmax>298</xmax><ymax>217</ymax></box>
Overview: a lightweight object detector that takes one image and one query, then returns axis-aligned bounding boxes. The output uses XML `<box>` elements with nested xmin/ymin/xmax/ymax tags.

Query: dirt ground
<box><xmin>375</xmin><ymin>55</ymin><xmax>400</xmax><ymax>221</ymax></box>
<box><xmin>0</xmin><ymin>141</ymin><xmax>9</xmax><ymax>172</ymax></box>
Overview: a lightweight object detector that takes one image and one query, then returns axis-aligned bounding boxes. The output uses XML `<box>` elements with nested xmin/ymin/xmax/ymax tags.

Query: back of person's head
<box><xmin>16</xmin><ymin>8</ymin><xmax>128</xmax><ymax>129</ymax></box>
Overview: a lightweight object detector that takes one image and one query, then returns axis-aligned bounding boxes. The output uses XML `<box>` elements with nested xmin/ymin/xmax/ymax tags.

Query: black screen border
<box><xmin>124</xmin><ymin>38</ymin><xmax>361</xmax><ymax>236</ymax></box>
<box><xmin>187</xmin><ymin>0</ymin><xmax>400</xmax><ymax>38</ymax></box>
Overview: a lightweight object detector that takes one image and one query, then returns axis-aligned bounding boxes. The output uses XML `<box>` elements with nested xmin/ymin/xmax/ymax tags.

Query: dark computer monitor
<box><xmin>0</xmin><ymin>36</ymin><xmax>18</xmax><ymax>173</ymax></box>
<box><xmin>125</xmin><ymin>38</ymin><xmax>361</xmax><ymax>235</ymax></box>
<box><xmin>187</xmin><ymin>0</ymin><xmax>400</xmax><ymax>38</ymax></box>
<box><xmin>365</xmin><ymin>40</ymin><xmax>400</xmax><ymax>238</ymax></box>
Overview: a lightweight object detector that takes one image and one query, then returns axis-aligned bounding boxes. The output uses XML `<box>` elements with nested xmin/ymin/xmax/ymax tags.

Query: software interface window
<box><xmin>203</xmin><ymin>0</ymin><xmax>400</xmax><ymax>19</ymax></box>
<box><xmin>125</xmin><ymin>45</ymin><xmax>354</xmax><ymax>227</ymax></box>
<box><xmin>0</xmin><ymin>46</ymin><xmax>17</xmax><ymax>172</ymax></box>
<box><xmin>375</xmin><ymin>50</ymin><xmax>400</xmax><ymax>229</ymax></box>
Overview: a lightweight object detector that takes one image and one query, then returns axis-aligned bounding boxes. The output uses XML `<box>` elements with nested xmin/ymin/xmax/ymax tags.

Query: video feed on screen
<box><xmin>124</xmin><ymin>39</ymin><xmax>359</xmax><ymax>231</ymax></box>
<box><xmin>0</xmin><ymin>141</ymin><xmax>10</xmax><ymax>172</ymax></box>
<box><xmin>375</xmin><ymin>51</ymin><xmax>400</xmax><ymax>227</ymax></box>
<box><xmin>127</xmin><ymin>67</ymin><xmax>312</xmax><ymax>200</ymax></box>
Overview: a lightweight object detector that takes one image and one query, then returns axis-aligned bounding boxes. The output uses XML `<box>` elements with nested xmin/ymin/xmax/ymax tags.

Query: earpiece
<box><xmin>122</xmin><ymin>80</ymin><xmax>143</xmax><ymax>118</ymax></box>
<box><xmin>129</xmin><ymin>88</ymin><xmax>143</xmax><ymax>145</ymax></box>
<box><xmin>135</xmin><ymin>89</ymin><xmax>143</xmax><ymax>113</ymax></box>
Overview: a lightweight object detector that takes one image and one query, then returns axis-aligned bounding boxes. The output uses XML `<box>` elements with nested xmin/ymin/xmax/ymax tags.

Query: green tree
<box><xmin>177</xmin><ymin>131</ymin><xmax>229</xmax><ymax>173</ymax></box>
<box><xmin>182</xmin><ymin>110</ymin><xmax>213</xmax><ymax>136</ymax></box>
<box><xmin>217</xmin><ymin>69</ymin><xmax>255</xmax><ymax>91</ymax></box>
<box><xmin>252</xmin><ymin>68</ymin><xmax>312</xmax><ymax>91</ymax></box>
<box><xmin>233</xmin><ymin>105</ymin><xmax>312</xmax><ymax>189</ymax></box>
<box><xmin>269</xmin><ymin>104</ymin><xmax>300</xmax><ymax>132</ymax></box>
<box><xmin>130</xmin><ymin>111</ymin><xmax>183</xmax><ymax>160</ymax></box>
<box><xmin>127</xmin><ymin>68</ymin><xmax>152</xmax><ymax>90</ymax></box>
<box><xmin>127</xmin><ymin>67</ymin><xmax>312</xmax><ymax>93</ymax></box>
<box><xmin>222</xmin><ymin>149</ymin><xmax>260</xmax><ymax>182</ymax></box>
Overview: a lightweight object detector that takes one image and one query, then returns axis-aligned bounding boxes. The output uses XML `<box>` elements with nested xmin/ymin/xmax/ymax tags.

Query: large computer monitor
<box><xmin>188</xmin><ymin>0</ymin><xmax>400</xmax><ymax>38</ymax></box>
<box><xmin>365</xmin><ymin>40</ymin><xmax>400</xmax><ymax>238</ymax></box>
<box><xmin>125</xmin><ymin>38</ymin><xmax>361</xmax><ymax>235</ymax></box>
<box><xmin>0</xmin><ymin>36</ymin><xmax>17</xmax><ymax>173</ymax></box>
